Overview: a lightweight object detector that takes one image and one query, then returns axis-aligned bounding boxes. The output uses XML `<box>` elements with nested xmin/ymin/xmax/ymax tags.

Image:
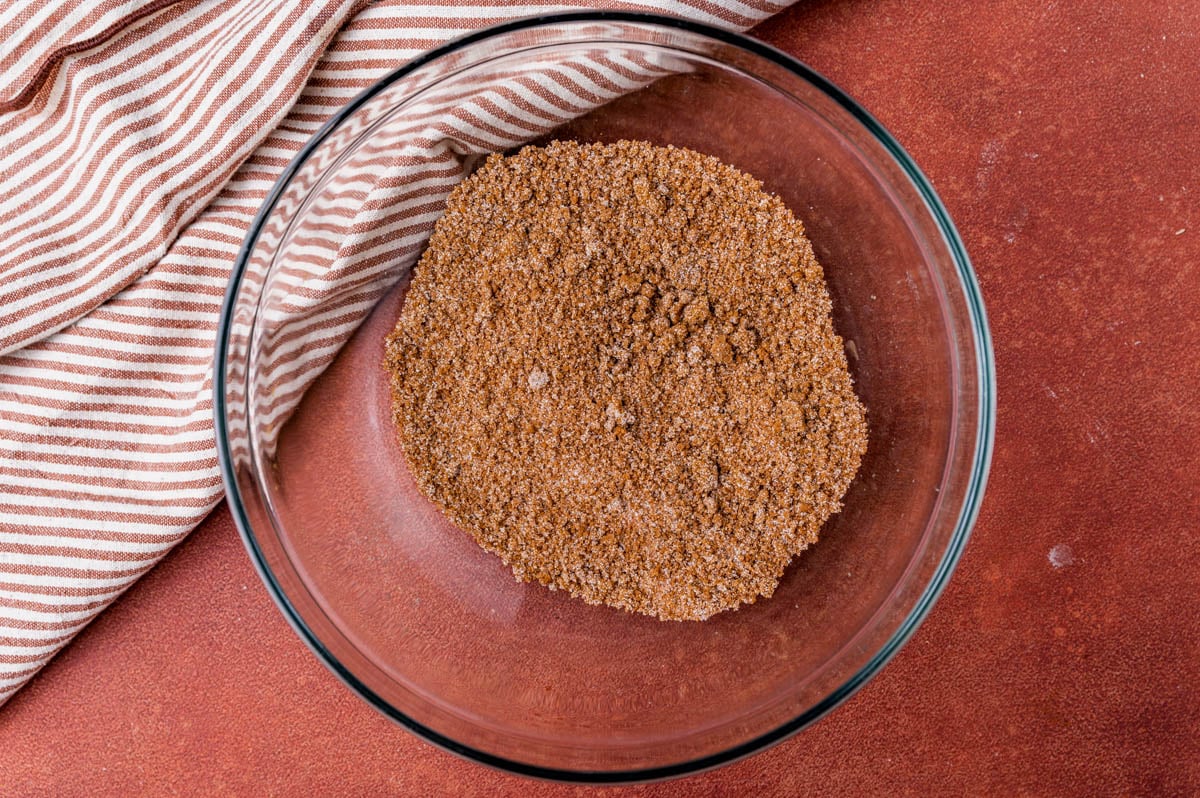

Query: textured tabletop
<box><xmin>2</xmin><ymin>1</ymin><xmax>1198</xmax><ymax>795</ymax></box>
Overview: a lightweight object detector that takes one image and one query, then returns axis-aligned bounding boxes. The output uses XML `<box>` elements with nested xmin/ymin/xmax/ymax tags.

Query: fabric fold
<box><xmin>0</xmin><ymin>0</ymin><xmax>190</xmax><ymax>111</ymax></box>
<box><xmin>0</xmin><ymin>0</ymin><xmax>365</xmax><ymax>356</ymax></box>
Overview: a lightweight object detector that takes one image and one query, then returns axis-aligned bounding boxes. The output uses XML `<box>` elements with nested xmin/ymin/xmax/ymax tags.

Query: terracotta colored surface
<box><xmin>2</xmin><ymin>0</ymin><xmax>1198</xmax><ymax>794</ymax></box>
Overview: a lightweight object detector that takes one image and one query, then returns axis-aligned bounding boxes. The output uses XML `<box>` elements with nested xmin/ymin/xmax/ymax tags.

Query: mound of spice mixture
<box><xmin>384</xmin><ymin>140</ymin><xmax>867</xmax><ymax>621</ymax></box>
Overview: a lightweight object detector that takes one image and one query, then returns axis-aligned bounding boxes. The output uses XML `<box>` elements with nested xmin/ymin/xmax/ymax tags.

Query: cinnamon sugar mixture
<box><xmin>385</xmin><ymin>140</ymin><xmax>866</xmax><ymax>620</ymax></box>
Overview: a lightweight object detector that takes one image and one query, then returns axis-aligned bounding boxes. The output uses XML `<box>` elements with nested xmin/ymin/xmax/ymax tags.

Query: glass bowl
<box><xmin>215</xmin><ymin>12</ymin><xmax>995</xmax><ymax>783</ymax></box>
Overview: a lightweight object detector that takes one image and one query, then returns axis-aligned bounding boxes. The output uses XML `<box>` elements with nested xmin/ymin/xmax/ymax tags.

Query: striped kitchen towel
<box><xmin>0</xmin><ymin>0</ymin><xmax>793</xmax><ymax>706</ymax></box>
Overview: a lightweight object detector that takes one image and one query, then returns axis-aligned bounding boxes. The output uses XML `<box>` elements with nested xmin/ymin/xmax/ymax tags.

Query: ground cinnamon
<box><xmin>385</xmin><ymin>140</ymin><xmax>866</xmax><ymax>620</ymax></box>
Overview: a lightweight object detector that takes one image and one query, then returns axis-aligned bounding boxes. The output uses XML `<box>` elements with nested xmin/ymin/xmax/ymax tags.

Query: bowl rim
<box><xmin>214</xmin><ymin>10</ymin><xmax>996</xmax><ymax>785</ymax></box>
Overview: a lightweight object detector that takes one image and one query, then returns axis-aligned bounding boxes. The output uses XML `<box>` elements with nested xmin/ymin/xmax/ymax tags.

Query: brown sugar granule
<box><xmin>385</xmin><ymin>140</ymin><xmax>867</xmax><ymax>621</ymax></box>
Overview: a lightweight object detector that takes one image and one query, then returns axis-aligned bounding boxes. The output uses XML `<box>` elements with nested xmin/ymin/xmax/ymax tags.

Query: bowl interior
<box><xmin>219</xmin><ymin>17</ymin><xmax>988</xmax><ymax>779</ymax></box>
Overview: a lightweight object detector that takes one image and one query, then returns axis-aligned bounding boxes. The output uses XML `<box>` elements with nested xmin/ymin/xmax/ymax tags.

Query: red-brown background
<box><xmin>2</xmin><ymin>0</ymin><xmax>1198</xmax><ymax>795</ymax></box>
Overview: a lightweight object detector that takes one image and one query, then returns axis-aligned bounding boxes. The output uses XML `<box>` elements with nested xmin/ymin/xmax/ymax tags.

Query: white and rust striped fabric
<box><xmin>0</xmin><ymin>0</ymin><xmax>792</xmax><ymax>705</ymax></box>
